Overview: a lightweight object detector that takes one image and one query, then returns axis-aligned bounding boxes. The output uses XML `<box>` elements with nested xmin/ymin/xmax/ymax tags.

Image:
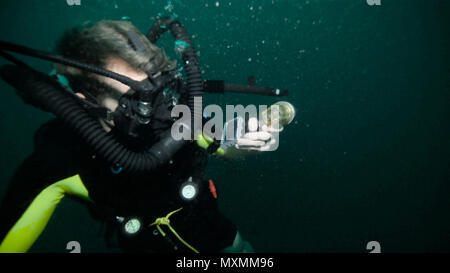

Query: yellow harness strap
<box><xmin>0</xmin><ymin>174</ymin><xmax>91</xmax><ymax>253</ymax></box>
<box><xmin>150</xmin><ymin>207</ymin><xmax>199</xmax><ymax>253</ymax></box>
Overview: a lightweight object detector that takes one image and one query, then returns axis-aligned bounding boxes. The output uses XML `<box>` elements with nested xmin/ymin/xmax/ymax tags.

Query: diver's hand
<box><xmin>235</xmin><ymin>117</ymin><xmax>282</xmax><ymax>152</ymax></box>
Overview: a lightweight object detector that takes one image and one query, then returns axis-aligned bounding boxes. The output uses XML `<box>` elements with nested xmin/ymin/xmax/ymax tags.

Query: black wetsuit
<box><xmin>0</xmin><ymin>115</ymin><xmax>237</xmax><ymax>252</ymax></box>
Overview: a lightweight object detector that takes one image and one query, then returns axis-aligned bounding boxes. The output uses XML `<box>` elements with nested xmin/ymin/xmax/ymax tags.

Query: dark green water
<box><xmin>0</xmin><ymin>0</ymin><xmax>448</xmax><ymax>253</ymax></box>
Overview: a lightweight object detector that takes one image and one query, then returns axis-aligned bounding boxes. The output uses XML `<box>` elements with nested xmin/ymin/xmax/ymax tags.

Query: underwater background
<box><xmin>0</xmin><ymin>0</ymin><xmax>448</xmax><ymax>253</ymax></box>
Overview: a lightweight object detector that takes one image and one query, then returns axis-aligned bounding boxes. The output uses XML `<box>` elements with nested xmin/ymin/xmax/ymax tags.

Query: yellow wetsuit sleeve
<box><xmin>0</xmin><ymin>174</ymin><xmax>91</xmax><ymax>253</ymax></box>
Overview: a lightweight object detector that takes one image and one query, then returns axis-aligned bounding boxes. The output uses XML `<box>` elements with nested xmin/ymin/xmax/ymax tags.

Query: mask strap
<box><xmin>126</xmin><ymin>29</ymin><xmax>146</xmax><ymax>53</ymax></box>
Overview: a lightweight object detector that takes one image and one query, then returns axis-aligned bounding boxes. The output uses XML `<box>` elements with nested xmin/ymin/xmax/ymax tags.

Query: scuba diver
<box><xmin>0</xmin><ymin>18</ymin><xmax>294</xmax><ymax>253</ymax></box>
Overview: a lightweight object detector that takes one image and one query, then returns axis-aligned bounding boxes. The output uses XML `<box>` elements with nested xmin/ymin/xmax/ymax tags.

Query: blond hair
<box><xmin>56</xmin><ymin>20</ymin><xmax>176</xmax><ymax>77</ymax></box>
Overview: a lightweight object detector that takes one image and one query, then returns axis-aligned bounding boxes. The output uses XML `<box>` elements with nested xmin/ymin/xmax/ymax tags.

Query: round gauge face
<box><xmin>181</xmin><ymin>183</ymin><xmax>197</xmax><ymax>200</ymax></box>
<box><xmin>124</xmin><ymin>218</ymin><xmax>141</xmax><ymax>234</ymax></box>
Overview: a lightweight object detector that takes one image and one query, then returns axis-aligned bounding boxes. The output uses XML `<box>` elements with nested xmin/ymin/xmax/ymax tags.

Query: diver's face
<box><xmin>97</xmin><ymin>56</ymin><xmax>148</xmax><ymax>111</ymax></box>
